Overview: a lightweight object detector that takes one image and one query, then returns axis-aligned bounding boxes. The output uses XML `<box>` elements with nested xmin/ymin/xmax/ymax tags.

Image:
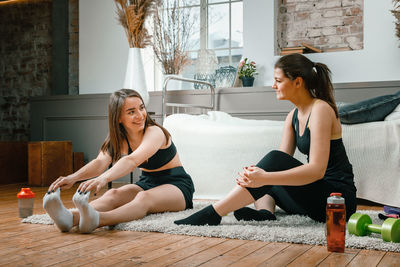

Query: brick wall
<box><xmin>0</xmin><ymin>0</ymin><xmax>52</xmax><ymax>141</ymax></box>
<box><xmin>0</xmin><ymin>0</ymin><xmax>78</xmax><ymax>141</ymax></box>
<box><xmin>277</xmin><ymin>0</ymin><xmax>363</xmax><ymax>53</ymax></box>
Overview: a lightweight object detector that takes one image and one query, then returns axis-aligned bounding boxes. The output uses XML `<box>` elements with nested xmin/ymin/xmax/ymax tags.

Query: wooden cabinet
<box><xmin>28</xmin><ymin>141</ymin><xmax>73</xmax><ymax>186</ymax></box>
<box><xmin>73</xmin><ymin>152</ymin><xmax>84</xmax><ymax>172</ymax></box>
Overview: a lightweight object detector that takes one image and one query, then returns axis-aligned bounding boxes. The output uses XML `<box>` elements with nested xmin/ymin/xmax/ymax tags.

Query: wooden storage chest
<box><xmin>28</xmin><ymin>141</ymin><xmax>73</xmax><ymax>186</ymax></box>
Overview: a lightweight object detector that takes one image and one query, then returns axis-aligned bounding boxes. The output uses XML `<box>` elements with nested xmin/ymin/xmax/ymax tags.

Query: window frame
<box><xmin>185</xmin><ymin>0</ymin><xmax>243</xmax><ymax>66</ymax></box>
<box><xmin>151</xmin><ymin>0</ymin><xmax>243</xmax><ymax>91</ymax></box>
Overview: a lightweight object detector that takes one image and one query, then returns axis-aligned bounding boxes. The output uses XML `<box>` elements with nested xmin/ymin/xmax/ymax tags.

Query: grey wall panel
<box><xmin>30</xmin><ymin>94</ymin><xmax>109</xmax><ymax>141</ymax></box>
<box><xmin>43</xmin><ymin>116</ymin><xmax>107</xmax><ymax>161</ymax></box>
<box><xmin>40</xmin><ymin>115</ymin><xmax>136</xmax><ymax>183</ymax></box>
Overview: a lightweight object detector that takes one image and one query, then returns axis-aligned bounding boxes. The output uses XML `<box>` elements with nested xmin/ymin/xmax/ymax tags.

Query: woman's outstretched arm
<box><xmin>48</xmin><ymin>151</ymin><xmax>112</xmax><ymax>192</ymax></box>
<box><xmin>78</xmin><ymin>126</ymin><xmax>166</xmax><ymax>194</ymax></box>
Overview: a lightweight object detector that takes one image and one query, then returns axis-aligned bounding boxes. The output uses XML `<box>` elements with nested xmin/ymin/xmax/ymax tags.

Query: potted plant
<box><xmin>238</xmin><ymin>58</ymin><xmax>258</xmax><ymax>87</ymax></box>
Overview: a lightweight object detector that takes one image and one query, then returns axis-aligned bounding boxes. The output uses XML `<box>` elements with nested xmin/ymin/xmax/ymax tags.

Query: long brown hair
<box><xmin>100</xmin><ymin>89</ymin><xmax>171</xmax><ymax>163</ymax></box>
<box><xmin>274</xmin><ymin>53</ymin><xmax>339</xmax><ymax>117</ymax></box>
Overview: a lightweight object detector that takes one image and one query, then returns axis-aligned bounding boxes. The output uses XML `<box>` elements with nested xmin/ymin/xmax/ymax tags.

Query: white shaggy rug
<box><xmin>22</xmin><ymin>201</ymin><xmax>400</xmax><ymax>252</ymax></box>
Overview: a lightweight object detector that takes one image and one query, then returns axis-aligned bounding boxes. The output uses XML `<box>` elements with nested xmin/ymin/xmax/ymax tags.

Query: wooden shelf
<box><xmin>280</xmin><ymin>42</ymin><xmax>321</xmax><ymax>55</ymax></box>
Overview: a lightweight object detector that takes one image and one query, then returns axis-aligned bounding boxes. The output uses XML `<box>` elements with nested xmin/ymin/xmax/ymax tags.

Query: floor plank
<box><xmin>198</xmin><ymin>240</ymin><xmax>268</xmax><ymax>266</ymax></box>
<box><xmin>347</xmin><ymin>250</ymin><xmax>386</xmax><ymax>267</ymax></box>
<box><xmin>377</xmin><ymin>252</ymin><xmax>400</xmax><ymax>267</ymax></box>
<box><xmin>115</xmin><ymin>235</ymin><xmax>209</xmax><ymax>266</ymax></box>
<box><xmin>86</xmin><ymin>233</ymin><xmax>189</xmax><ymax>266</ymax></box>
<box><xmin>287</xmin><ymin>245</ymin><xmax>330</xmax><ymax>266</ymax></box>
<box><xmin>258</xmin><ymin>243</ymin><xmax>313</xmax><ymax>266</ymax></box>
<box><xmin>229</xmin><ymin>242</ymin><xmax>290</xmax><ymax>266</ymax></box>
<box><xmin>169</xmin><ymin>238</ymin><xmax>247</xmax><ymax>267</ymax></box>
<box><xmin>143</xmin><ymin>237</ymin><xmax>228</xmax><ymax>267</ymax></box>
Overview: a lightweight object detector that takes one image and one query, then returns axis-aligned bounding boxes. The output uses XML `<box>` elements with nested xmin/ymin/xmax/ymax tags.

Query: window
<box><xmin>151</xmin><ymin>0</ymin><xmax>243</xmax><ymax>90</ymax></box>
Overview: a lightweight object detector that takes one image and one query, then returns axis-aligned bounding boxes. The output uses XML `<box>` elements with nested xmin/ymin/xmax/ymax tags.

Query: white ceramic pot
<box><xmin>123</xmin><ymin>48</ymin><xmax>150</xmax><ymax>106</ymax></box>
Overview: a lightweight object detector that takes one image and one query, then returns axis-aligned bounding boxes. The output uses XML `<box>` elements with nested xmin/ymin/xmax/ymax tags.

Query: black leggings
<box><xmin>246</xmin><ymin>150</ymin><xmax>357</xmax><ymax>222</ymax></box>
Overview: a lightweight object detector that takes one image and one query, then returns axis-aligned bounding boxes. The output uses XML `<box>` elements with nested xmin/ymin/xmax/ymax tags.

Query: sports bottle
<box><xmin>17</xmin><ymin>188</ymin><xmax>35</xmax><ymax>218</ymax></box>
<box><xmin>326</xmin><ymin>192</ymin><xmax>346</xmax><ymax>252</ymax></box>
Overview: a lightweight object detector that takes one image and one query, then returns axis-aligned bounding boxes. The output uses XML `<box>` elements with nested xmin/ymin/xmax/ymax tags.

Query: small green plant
<box><xmin>238</xmin><ymin>58</ymin><xmax>258</xmax><ymax>78</ymax></box>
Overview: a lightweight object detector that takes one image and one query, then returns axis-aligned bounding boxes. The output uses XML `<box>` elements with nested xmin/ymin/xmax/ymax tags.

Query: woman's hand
<box><xmin>77</xmin><ymin>176</ymin><xmax>108</xmax><ymax>195</ymax></box>
<box><xmin>236</xmin><ymin>165</ymin><xmax>266</xmax><ymax>188</ymax></box>
<box><xmin>48</xmin><ymin>176</ymin><xmax>75</xmax><ymax>192</ymax></box>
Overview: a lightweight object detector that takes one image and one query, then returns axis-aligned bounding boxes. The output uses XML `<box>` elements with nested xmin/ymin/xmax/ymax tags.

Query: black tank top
<box><xmin>126</xmin><ymin>136</ymin><xmax>177</xmax><ymax>170</ymax></box>
<box><xmin>292</xmin><ymin>108</ymin><xmax>355</xmax><ymax>187</ymax></box>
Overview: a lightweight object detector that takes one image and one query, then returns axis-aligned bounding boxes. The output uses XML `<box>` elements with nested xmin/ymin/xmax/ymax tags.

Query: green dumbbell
<box><xmin>348</xmin><ymin>213</ymin><xmax>400</xmax><ymax>243</ymax></box>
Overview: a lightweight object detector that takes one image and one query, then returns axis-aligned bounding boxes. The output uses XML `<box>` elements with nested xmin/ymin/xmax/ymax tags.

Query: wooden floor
<box><xmin>1</xmin><ymin>184</ymin><xmax>399</xmax><ymax>267</ymax></box>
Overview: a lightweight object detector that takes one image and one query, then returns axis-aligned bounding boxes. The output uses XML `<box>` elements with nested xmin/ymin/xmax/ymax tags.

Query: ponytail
<box><xmin>275</xmin><ymin>54</ymin><xmax>339</xmax><ymax>118</ymax></box>
<box><xmin>313</xmin><ymin>63</ymin><xmax>338</xmax><ymax>117</ymax></box>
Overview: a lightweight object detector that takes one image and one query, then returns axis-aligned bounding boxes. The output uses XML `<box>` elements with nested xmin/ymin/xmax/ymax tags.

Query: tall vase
<box><xmin>123</xmin><ymin>48</ymin><xmax>149</xmax><ymax>106</ymax></box>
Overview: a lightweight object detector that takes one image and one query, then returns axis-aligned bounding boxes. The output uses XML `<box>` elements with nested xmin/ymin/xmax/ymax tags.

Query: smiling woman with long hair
<box><xmin>43</xmin><ymin>89</ymin><xmax>194</xmax><ymax>233</ymax></box>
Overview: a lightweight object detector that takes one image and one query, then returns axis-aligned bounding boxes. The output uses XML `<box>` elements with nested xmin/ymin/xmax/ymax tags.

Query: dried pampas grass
<box><xmin>393</xmin><ymin>0</ymin><xmax>400</xmax><ymax>45</ymax></box>
<box><xmin>114</xmin><ymin>0</ymin><xmax>157</xmax><ymax>48</ymax></box>
<box><xmin>152</xmin><ymin>0</ymin><xmax>195</xmax><ymax>74</ymax></box>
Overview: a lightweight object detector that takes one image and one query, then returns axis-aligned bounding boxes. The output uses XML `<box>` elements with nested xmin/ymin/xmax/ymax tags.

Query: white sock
<box><xmin>73</xmin><ymin>190</ymin><xmax>99</xmax><ymax>234</ymax></box>
<box><xmin>42</xmin><ymin>188</ymin><xmax>73</xmax><ymax>232</ymax></box>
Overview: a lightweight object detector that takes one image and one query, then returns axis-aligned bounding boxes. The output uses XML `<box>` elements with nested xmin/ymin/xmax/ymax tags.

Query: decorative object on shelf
<box><xmin>392</xmin><ymin>0</ymin><xmax>400</xmax><ymax>46</ymax></box>
<box><xmin>152</xmin><ymin>0</ymin><xmax>195</xmax><ymax>79</ymax></box>
<box><xmin>193</xmin><ymin>49</ymin><xmax>218</xmax><ymax>89</ymax></box>
<box><xmin>280</xmin><ymin>42</ymin><xmax>321</xmax><ymax>55</ymax></box>
<box><xmin>214</xmin><ymin>66</ymin><xmax>237</xmax><ymax>88</ymax></box>
<box><xmin>115</xmin><ymin>0</ymin><xmax>157</xmax><ymax>106</ymax></box>
<box><xmin>237</xmin><ymin>58</ymin><xmax>258</xmax><ymax>87</ymax></box>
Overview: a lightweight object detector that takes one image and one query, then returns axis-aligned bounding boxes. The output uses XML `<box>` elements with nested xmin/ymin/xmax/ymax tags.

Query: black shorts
<box><xmin>135</xmin><ymin>166</ymin><xmax>195</xmax><ymax>209</ymax></box>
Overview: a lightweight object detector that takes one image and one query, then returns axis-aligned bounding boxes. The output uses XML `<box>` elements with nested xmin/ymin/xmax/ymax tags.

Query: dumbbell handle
<box><xmin>366</xmin><ymin>223</ymin><xmax>382</xmax><ymax>234</ymax></box>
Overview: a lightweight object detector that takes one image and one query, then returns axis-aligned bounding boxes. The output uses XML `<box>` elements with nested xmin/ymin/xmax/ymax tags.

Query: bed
<box><xmin>162</xmin><ymin>77</ymin><xmax>400</xmax><ymax>207</ymax></box>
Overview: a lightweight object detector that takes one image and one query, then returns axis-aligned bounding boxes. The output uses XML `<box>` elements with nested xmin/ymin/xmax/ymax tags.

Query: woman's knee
<box><xmin>265</xmin><ymin>150</ymin><xmax>292</xmax><ymax>162</ymax></box>
<box><xmin>101</xmin><ymin>186</ymin><xmax>139</xmax><ymax>208</ymax></box>
<box><xmin>133</xmin><ymin>191</ymin><xmax>153</xmax><ymax>211</ymax></box>
<box><xmin>256</xmin><ymin>150</ymin><xmax>287</xmax><ymax>170</ymax></box>
<box><xmin>103</xmin><ymin>188</ymin><xmax>119</xmax><ymax>198</ymax></box>
<box><xmin>256</xmin><ymin>150</ymin><xmax>302</xmax><ymax>171</ymax></box>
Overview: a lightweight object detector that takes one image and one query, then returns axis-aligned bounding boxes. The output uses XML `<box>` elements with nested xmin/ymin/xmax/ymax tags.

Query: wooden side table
<box><xmin>28</xmin><ymin>141</ymin><xmax>73</xmax><ymax>186</ymax></box>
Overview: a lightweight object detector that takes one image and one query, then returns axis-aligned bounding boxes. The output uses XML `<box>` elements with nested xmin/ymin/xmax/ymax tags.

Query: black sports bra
<box><xmin>291</xmin><ymin>107</ymin><xmax>355</xmax><ymax>186</ymax></box>
<box><xmin>292</xmin><ymin>99</ymin><xmax>342</xmax><ymax>155</ymax></box>
<box><xmin>126</xmin><ymin>136</ymin><xmax>177</xmax><ymax>170</ymax></box>
<box><xmin>292</xmin><ymin>108</ymin><xmax>312</xmax><ymax>155</ymax></box>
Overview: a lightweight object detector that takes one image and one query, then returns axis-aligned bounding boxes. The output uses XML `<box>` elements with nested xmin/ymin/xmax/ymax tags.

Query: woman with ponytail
<box><xmin>175</xmin><ymin>53</ymin><xmax>356</xmax><ymax>225</ymax></box>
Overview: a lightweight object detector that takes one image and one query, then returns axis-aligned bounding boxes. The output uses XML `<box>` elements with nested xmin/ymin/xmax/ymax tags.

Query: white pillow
<box><xmin>384</xmin><ymin>103</ymin><xmax>400</xmax><ymax>120</ymax></box>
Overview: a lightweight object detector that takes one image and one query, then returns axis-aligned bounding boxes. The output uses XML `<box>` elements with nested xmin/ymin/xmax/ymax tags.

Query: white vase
<box><xmin>123</xmin><ymin>48</ymin><xmax>149</xmax><ymax>106</ymax></box>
